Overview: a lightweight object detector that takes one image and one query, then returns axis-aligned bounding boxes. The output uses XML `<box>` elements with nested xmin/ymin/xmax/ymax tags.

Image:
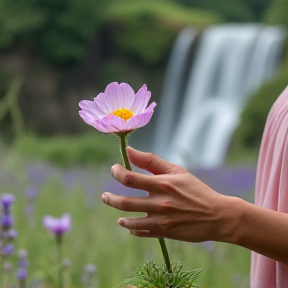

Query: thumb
<box><xmin>126</xmin><ymin>146</ymin><xmax>186</xmax><ymax>175</ymax></box>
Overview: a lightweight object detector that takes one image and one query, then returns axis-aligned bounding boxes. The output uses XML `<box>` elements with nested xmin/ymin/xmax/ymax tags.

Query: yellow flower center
<box><xmin>112</xmin><ymin>108</ymin><xmax>134</xmax><ymax>121</ymax></box>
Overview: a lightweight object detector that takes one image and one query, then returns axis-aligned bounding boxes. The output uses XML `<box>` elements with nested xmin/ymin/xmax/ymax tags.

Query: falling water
<box><xmin>153</xmin><ymin>27</ymin><xmax>198</xmax><ymax>157</ymax></box>
<box><xmin>152</xmin><ymin>24</ymin><xmax>285</xmax><ymax>169</ymax></box>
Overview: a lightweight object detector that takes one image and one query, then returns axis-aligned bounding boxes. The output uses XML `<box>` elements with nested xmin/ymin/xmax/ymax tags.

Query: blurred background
<box><xmin>0</xmin><ymin>0</ymin><xmax>287</xmax><ymax>287</ymax></box>
<box><xmin>0</xmin><ymin>0</ymin><xmax>287</xmax><ymax>167</ymax></box>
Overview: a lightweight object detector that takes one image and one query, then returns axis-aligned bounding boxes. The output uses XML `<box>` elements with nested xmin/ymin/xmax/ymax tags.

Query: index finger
<box><xmin>111</xmin><ymin>163</ymin><xmax>160</xmax><ymax>192</ymax></box>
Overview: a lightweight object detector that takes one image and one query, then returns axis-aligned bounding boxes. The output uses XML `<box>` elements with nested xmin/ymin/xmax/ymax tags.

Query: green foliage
<box><xmin>121</xmin><ymin>260</ymin><xmax>204</xmax><ymax>288</ymax></box>
<box><xmin>0</xmin><ymin>160</ymin><xmax>251</xmax><ymax>287</ymax></box>
<box><xmin>173</xmin><ymin>0</ymin><xmax>272</xmax><ymax>22</ymax></box>
<box><xmin>106</xmin><ymin>0</ymin><xmax>221</xmax><ymax>66</ymax></box>
<box><xmin>0</xmin><ymin>0</ymin><xmax>105</xmax><ymax>64</ymax></box>
<box><xmin>0</xmin><ymin>0</ymin><xmax>221</xmax><ymax>66</ymax></box>
<box><xmin>36</xmin><ymin>0</ymin><xmax>105</xmax><ymax>65</ymax></box>
<box><xmin>233</xmin><ymin>62</ymin><xmax>288</xmax><ymax>151</ymax></box>
<box><xmin>12</xmin><ymin>133</ymin><xmax>120</xmax><ymax>167</ymax></box>
<box><xmin>99</xmin><ymin>58</ymin><xmax>134</xmax><ymax>87</ymax></box>
<box><xmin>0</xmin><ymin>146</ymin><xmax>252</xmax><ymax>287</ymax></box>
<box><xmin>0</xmin><ymin>0</ymin><xmax>43</xmax><ymax>49</ymax></box>
<box><xmin>264</xmin><ymin>0</ymin><xmax>288</xmax><ymax>26</ymax></box>
<box><xmin>241</xmin><ymin>0</ymin><xmax>272</xmax><ymax>21</ymax></box>
<box><xmin>0</xmin><ymin>76</ymin><xmax>25</xmax><ymax>138</ymax></box>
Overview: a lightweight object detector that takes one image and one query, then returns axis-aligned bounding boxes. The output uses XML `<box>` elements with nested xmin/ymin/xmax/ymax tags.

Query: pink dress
<box><xmin>250</xmin><ymin>86</ymin><xmax>288</xmax><ymax>288</ymax></box>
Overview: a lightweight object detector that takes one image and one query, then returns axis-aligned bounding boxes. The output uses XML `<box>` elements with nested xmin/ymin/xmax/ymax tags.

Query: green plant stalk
<box><xmin>117</xmin><ymin>132</ymin><xmax>172</xmax><ymax>274</ymax></box>
<box><xmin>159</xmin><ymin>238</ymin><xmax>172</xmax><ymax>273</ymax></box>
<box><xmin>56</xmin><ymin>235</ymin><xmax>63</xmax><ymax>288</ymax></box>
<box><xmin>19</xmin><ymin>279</ymin><xmax>26</xmax><ymax>288</ymax></box>
<box><xmin>0</xmin><ymin>252</ymin><xmax>2</xmax><ymax>285</ymax></box>
<box><xmin>3</xmin><ymin>262</ymin><xmax>10</xmax><ymax>288</ymax></box>
<box><xmin>1</xmin><ymin>230</ymin><xmax>11</xmax><ymax>288</ymax></box>
<box><xmin>117</xmin><ymin>132</ymin><xmax>132</xmax><ymax>171</ymax></box>
<box><xmin>6</xmin><ymin>76</ymin><xmax>25</xmax><ymax>139</ymax></box>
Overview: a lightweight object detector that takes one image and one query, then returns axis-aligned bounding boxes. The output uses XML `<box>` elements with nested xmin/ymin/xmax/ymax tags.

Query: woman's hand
<box><xmin>102</xmin><ymin>146</ymin><xmax>237</xmax><ymax>243</ymax></box>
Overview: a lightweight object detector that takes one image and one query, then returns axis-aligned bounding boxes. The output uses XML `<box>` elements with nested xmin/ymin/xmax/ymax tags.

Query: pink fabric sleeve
<box><xmin>250</xmin><ymin>86</ymin><xmax>288</xmax><ymax>288</ymax></box>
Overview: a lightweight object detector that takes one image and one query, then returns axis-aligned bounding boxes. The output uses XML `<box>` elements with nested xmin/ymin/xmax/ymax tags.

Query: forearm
<box><xmin>220</xmin><ymin>196</ymin><xmax>288</xmax><ymax>264</ymax></box>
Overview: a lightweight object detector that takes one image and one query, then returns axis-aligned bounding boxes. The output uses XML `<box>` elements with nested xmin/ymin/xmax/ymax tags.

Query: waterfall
<box><xmin>152</xmin><ymin>24</ymin><xmax>286</xmax><ymax>169</ymax></box>
<box><xmin>153</xmin><ymin>27</ymin><xmax>198</xmax><ymax>157</ymax></box>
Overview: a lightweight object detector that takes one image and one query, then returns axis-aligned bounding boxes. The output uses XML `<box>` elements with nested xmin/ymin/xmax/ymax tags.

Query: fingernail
<box><xmin>102</xmin><ymin>194</ymin><xmax>108</xmax><ymax>204</ymax></box>
<box><xmin>118</xmin><ymin>218</ymin><xmax>124</xmax><ymax>227</ymax></box>
<box><xmin>111</xmin><ymin>165</ymin><xmax>115</xmax><ymax>176</ymax></box>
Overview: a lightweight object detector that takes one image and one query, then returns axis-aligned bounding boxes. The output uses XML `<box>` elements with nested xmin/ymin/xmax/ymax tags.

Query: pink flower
<box><xmin>43</xmin><ymin>213</ymin><xmax>71</xmax><ymax>235</ymax></box>
<box><xmin>79</xmin><ymin>82</ymin><xmax>156</xmax><ymax>133</ymax></box>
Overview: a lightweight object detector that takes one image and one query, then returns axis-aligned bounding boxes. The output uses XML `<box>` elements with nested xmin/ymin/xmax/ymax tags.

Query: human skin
<box><xmin>102</xmin><ymin>146</ymin><xmax>288</xmax><ymax>265</ymax></box>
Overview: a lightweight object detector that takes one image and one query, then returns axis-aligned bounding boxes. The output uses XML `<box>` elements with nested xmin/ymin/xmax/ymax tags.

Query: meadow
<box><xmin>0</xmin><ymin>133</ymin><xmax>256</xmax><ymax>288</ymax></box>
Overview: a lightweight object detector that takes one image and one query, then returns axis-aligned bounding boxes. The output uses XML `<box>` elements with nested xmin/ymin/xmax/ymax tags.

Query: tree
<box><xmin>172</xmin><ymin>0</ymin><xmax>272</xmax><ymax>22</ymax></box>
<box><xmin>264</xmin><ymin>0</ymin><xmax>288</xmax><ymax>26</ymax></box>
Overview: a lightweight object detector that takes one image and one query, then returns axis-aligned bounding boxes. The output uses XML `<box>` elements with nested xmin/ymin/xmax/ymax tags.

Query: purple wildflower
<box><xmin>1</xmin><ymin>229</ymin><xmax>18</xmax><ymax>240</ymax></box>
<box><xmin>26</xmin><ymin>162</ymin><xmax>52</xmax><ymax>185</ymax></box>
<box><xmin>43</xmin><ymin>213</ymin><xmax>72</xmax><ymax>235</ymax></box>
<box><xmin>2</xmin><ymin>243</ymin><xmax>14</xmax><ymax>255</ymax></box>
<box><xmin>43</xmin><ymin>215</ymin><xmax>71</xmax><ymax>287</ymax></box>
<box><xmin>192</xmin><ymin>166</ymin><xmax>256</xmax><ymax>197</ymax></box>
<box><xmin>1</xmin><ymin>214</ymin><xmax>14</xmax><ymax>228</ymax></box>
<box><xmin>82</xmin><ymin>263</ymin><xmax>97</xmax><ymax>288</ymax></box>
<box><xmin>1</xmin><ymin>194</ymin><xmax>15</xmax><ymax>210</ymax></box>
<box><xmin>26</xmin><ymin>186</ymin><xmax>38</xmax><ymax>200</ymax></box>
<box><xmin>85</xmin><ymin>264</ymin><xmax>97</xmax><ymax>275</ymax></box>
<box><xmin>3</xmin><ymin>261</ymin><xmax>12</xmax><ymax>272</ymax></box>
<box><xmin>62</xmin><ymin>170</ymin><xmax>76</xmax><ymax>188</ymax></box>
<box><xmin>18</xmin><ymin>249</ymin><xmax>28</xmax><ymax>288</ymax></box>
<box><xmin>8</xmin><ymin>229</ymin><xmax>18</xmax><ymax>239</ymax></box>
<box><xmin>18</xmin><ymin>249</ymin><xmax>28</xmax><ymax>268</ymax></box>
<box><xmin>25</xmin><ymin>205</ymin><xmax>34</xmax><ymax>216</ymax></box>
<box><xmin>18</xmin><ymin>268</ymin><xmax>27</xmax><ymax>281</ymax></box>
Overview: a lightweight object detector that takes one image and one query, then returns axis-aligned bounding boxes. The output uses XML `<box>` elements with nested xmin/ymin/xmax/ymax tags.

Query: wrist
<box><xmin>215</xmin><ymin>196</ymin><xmax>245</xmax><ymax>244</ymax></box>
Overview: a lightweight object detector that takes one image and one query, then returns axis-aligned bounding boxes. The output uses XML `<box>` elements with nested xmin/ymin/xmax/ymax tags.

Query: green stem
<box><xmin>19</xmin><ymin>280</ymin><xmax>26</xmax><ymax>288</ymax></box>
<box><xmin>117</xmin><ymin>133</ymin><xmax>132</xmax><ymax>171</ymax></box>
<box><xmin>56</xmin><ymin>235</ymin><xmax>63</xmax><ymax>288</ymax></box>
<box><xmin>159</xmin><ymin>238</ymin><xmax>172</xmax><ymax>273</ymax></box>
<box><xmin>6</xmin><ymin>76</ymin><xmax>25</xmax><ymax>139</ymax></box>
<box><xmin>0</xmin><ymin>256</ymin><xmax>3</xmax><ymax>286</ymax></box>
<box><xmin>117</xmin><ymin>133</ymin><xmax>172</xmax><ymax>273</ymax></box>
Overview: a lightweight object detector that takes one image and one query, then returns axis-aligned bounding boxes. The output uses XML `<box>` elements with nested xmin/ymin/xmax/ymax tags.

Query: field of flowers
<box><xmin>0</xmin><ymin>136</ymin><xmax>256</xmax><ymax>288</ymax></box>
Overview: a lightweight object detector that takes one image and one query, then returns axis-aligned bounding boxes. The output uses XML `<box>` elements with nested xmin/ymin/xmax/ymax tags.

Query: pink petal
<box><xmin>93</xmin><ymin>92</ymin><xmax>112</xmax><ymax>114</ymax></box>
<box><xmin>130</xmin><ymin>84</ymin><xmax>151</xmax><ymax>114</ymax></box>
<box><xmin>60</xmin><ymin>213</ymin><xmax>72</xmax><ymax>231</ymax></box>
<box><xmin>144</xmin><ymin>102</ymin><xmax>156</xmax><ymax>113</ymax></box>
<box><xmin>43</xmin><ymin>216</ymin><xmax>57</xmax><ymax>231</ymax></box>
<box><xmin>96</xmin><ymin>102</ymin><xmax>156</xmax><ymax>132</ymax></box>
<box><xmin>101</xmin><ymin>115</ymin><xmax>129</xmax><ymax>132</ymax></box>
<box><xmin>126</xmin><ymin>111</ymin><xmax>154</xmax><ymax>130</ymax></box>
<box><xmin>79</xmin><ymin>111</ymin><xmax>111</xmax><ymax>133</ymax></box>
<box><xmin>94</xmin><ymin>119</ymin><xmax>113</xmax><ymax>133</ymax></box>
<box><xmin>79</xmin><ymin>100</ymin><xmax>106</xmax><ymax>119</ymax></box>
<box><xmin>104</xmin><ymin>82</ymin><xmax>135</xmax><ymax>112</ymax></box>
<box><xmin>79</xmin><ymin>111</ymin><xmax>96</xmax><ymax>126</ymax></box>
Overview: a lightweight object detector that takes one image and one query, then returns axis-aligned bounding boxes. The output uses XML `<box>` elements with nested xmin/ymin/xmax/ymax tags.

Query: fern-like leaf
<box><xmin>120</xmin><ymin>261</ymin><xmax>205</xmax><ymax>288</ymax></box>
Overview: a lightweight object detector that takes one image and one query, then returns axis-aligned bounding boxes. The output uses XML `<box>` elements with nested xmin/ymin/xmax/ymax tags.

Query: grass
<box><xmin>0</xmin><ymin>135</ymin><xmax>254</xmax><ymax>288</ymax></box>
<box><xmin>10</xmin><ymin>133</ymin><xmax>120</xmax><ymax>167</ymax></box>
